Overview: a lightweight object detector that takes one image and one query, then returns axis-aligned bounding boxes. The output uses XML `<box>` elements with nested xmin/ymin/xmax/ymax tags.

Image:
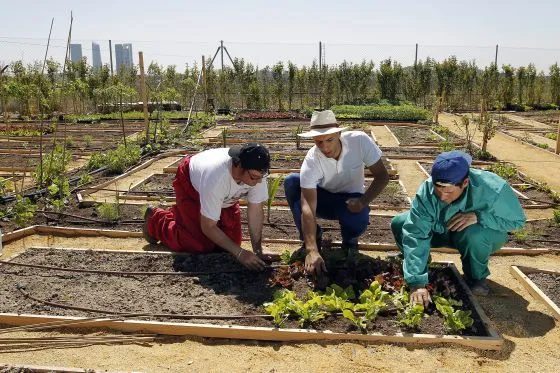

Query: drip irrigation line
<box><xmin>17</xmin><ymin>287</ymin><xmax>272</xmax><ymax>320</ymax></box>
<box><xmin>1</xmin><ymin>259</ymin><xmax>281</xmax><ymax>276</ymax></box>
<box><xmin>35</xmin><ymin>209</ymin><xmax>106</xmax><ymax>223</ymax></box>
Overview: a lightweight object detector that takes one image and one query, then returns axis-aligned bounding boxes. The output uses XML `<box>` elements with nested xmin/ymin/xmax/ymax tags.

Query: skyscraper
<box><xmin>115</xmin><ymin>43</ymin><xmax>133</xmax><ymax>72</ymax></box>
<box><xmin>70</xmin><ymin>44</ymin><xmax>83</xmax><ymax>63</ymax></box>
<box><xmin>92</xmin><ymin>42</ymin><xmax>102</xmax><ymax>70</ymax></box>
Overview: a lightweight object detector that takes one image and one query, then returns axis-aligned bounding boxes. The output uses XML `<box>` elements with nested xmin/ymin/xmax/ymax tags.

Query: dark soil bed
<box><xmin>390</xmin><ymin>127</ymin><xmax>444</xmax><ymax>145</ymax></box>
<box><xmin>526</xmin><ymin>271</ymin><xmax>560</xmax><ymax>306</ymax></box>
<box><xmin>509</xmin><ymin>220</ymin><xmax>560</xmax><ymax>249</ymax></box>
<box><xmin>0</xmin><ymin>247</ymin><xmax>488</xmax><ymax>336</ymax></box>
<box><xmin>244</xmin><ymin>209</ymin><xmax>397</xmax><ymax>243</ymax></box>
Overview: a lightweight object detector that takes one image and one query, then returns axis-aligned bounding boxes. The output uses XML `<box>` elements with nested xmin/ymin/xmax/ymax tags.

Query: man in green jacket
<box><xmin>391</xmin><ymin>150</ymin><xmax>526</xmax><ymax>303</ymax></box>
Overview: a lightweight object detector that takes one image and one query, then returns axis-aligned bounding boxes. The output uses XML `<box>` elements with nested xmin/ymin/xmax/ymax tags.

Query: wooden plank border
<box><xmin>510</xmin><ymin>265</ymin><xmax>560</xmax><ymax>321</ymax></box>
<box><xmin>0</xmin><ymin>250</ymin><xmax>502</xmax><ymax>350</ymax></box>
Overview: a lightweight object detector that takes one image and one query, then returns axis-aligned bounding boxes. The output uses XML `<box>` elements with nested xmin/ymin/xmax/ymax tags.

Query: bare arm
<box><xmin>246</xmin><ymin>201</ymin><xmax>264</xmax><ymax>255</ymax></box>
<box><xmin>301</xmin><ymin>187</ymin><xmax>318</xmax><ymax>252</ymax></box>
<box><xmin>361</xmin><ymin>160</ymin><xmax>390</xmax><ymax>205</ymax></box>
<box><xmin>301</xmin><ymin>187</ymin><xmax>327</xmax><ymax>275</ymax></box>
<box><xmin>200</xmin><ymin>214</ymin><xmax>264</xmax><ymax>271</ymax></box>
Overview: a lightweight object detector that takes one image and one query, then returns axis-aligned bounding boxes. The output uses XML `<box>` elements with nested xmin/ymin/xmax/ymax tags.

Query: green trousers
<box><xmin>391</xmin><ymin>212</ymin><xmax>508</xmax><ymax>281</ymax></box>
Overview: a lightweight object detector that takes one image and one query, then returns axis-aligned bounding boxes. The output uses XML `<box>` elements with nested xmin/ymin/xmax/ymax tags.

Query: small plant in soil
<box><xmin>11</xmin><ymin>195</ymin><xmax>37</xmax><ymax>228</ymax></box>
<box><xmin>433</xmin><ymin>295</ymin><xmax>474</xmax><ymax>332</ymax></box>
<box><xmin>98</xmin><ymin>202</ymin><xmax>120</xmax><ymax>222</ymax></box>
<box><xmin>266</xmin><ymin>175</ymin><xmax>283</xmax><ymax>223</ymax></box>
<box><xmin>552</xmin><ymin>208</ymin><xmax>560</xmax><ymax>226</ymax></box>
<box><xmin>293</xmin><ymin>124</ymin><xmax>303</xmax><ymax>149</ymax></box>
<box><xmin>397</xmin><ymin>303</ymin><xmax>425</xmax><ymax>329</ymax></box>
<box><xmin>83</xmin><ymin>134</ymin><xmax>93</xmax><ymax>147</ymax></box>
<box><xmin>486</xmin><ymin>163</ymin><xmax>517</xmax><ymax>180</ymax></box>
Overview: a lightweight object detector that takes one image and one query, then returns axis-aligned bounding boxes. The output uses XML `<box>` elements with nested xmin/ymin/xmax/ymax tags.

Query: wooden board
<box><xmin>0</xmin><ymin>249</ymin><xmax>502</xmax><ymax>350</ymax></box>
<box><xmin>510</xmin><ymin>265</ymin><xmax>560</xmax><ymax>321</ymax></box>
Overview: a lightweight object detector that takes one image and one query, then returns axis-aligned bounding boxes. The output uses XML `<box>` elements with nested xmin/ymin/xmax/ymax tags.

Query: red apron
<box><xmin>147</xmin><ymin>156</ymin><xmax>242</xmax><ymax>253</ymax></box>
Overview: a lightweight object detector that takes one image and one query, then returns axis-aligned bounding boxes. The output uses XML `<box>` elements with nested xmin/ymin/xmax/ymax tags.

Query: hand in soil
<box><xmin>238</xmin><ymin>249</ymin><xmax>266</xmax><ymax>271</ymax></box>
<box><xmin>411</xmin><ymin>287</ymin><xmax>432</xmax><ymax>308</ymax></box>
<box><xmin>259</xmin><ymin>252</ymin><xmax>282</xmax><ymax>262</ymax></box>
<box><xmin>305</xmin><ymin>251</ymin><xmax>327</xmax><ymax>276</ymax></box>
<box><xmin>447</xmin><ymin>212</ymin><xmax>477</xmax><ymax>232</ymax></box>
<box><xmin>346</xmin><ymin>198</ymin><xmax>366</xmax><ymax>213</ymax></box>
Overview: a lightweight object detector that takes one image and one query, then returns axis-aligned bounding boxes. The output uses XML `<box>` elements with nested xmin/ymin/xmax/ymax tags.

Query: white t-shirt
<box><xmin>300</xmin><ymin>131</ymin><xmax>382</xmax><ymax>193</ymax></box>
<box><xmin>189</xmin><ymin>148</ymin><xmax>268</xmax><ymax>221</ymax></box>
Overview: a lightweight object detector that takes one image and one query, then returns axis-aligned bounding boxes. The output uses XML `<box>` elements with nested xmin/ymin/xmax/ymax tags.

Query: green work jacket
<box><xmin>402</xmin><ymin>168</ymin><xmax>526</xmax><ymax>287</ymax></box>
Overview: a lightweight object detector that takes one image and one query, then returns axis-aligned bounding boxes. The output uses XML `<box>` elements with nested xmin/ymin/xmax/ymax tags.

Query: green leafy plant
<box><xmin>83</xmin><ymin>134</ymin><xmax>93</xmax><ymax>147</ymax></box>
<box><xmin>280</xmin><ymin>249</ymin><xmax>294</xmax><ymax>265</ymax></box>
<box><xmin>536</xmin><ymin>143</ymin><xmax>549</xmax><ymax>149</ymax></box>
<box><xmin>487</xmin><ymin>163</ymin><xmax>517</xmax><ymax>180</ymax></box>
<box><xmin>545</xmin><ymin>132</ymin><xmax>557</xmax><ymax>140</ymax></box>
<box><xmin>0</xmin><ymin>177</ymin><xmax>13</xmax><ymax>195</ymax></box>
<box><xmin>292</xmin><ymin>124</ymin><xmax>303</xmax><ymax>149</ymax></box>
<box><xmin>86</xmin><ymin>144</ymin><xmax>141</xmax><ymax>175</ymax></box>
<box><xmin>266</xmin><ymin>176</ymin><xmax>283</xmax><ymax>223</ymax></box>
<box><xmin>397</xmin><ymin>303</ymin><xmax>425</xmax><ymax>329</ymax></box>
<box><xmin>391</xmin><ymin>286</ymin><xmax>410</xmax><ymax>310</ymax></box>
<box><xmin>552</xmin><ymin>208</ymin><xmax>560</xmax><ymax>226</ymax></box>
<box><xmin>12</xmin><ymin>195</ymin><xmax>37</xmax><ymax>228</ymax></box>
<box><xmin>221</xmin><ymin>128</ymin><xmax>228</xmax><ymax>147</ymax></box>
<box><xmin>289</xmin><ymin>292</ymin><xmax>328</xmax><ymax>327</ymax></box>
<box><xmin>98</xmin><ymin>202</ymin><xmax>120</xmax><ymax>222</ymax></box>
<box><xmin>433</xmin><ymin>295</ymin><xmax>473</xmax><ymax>332</ymax></box>
<box><xmin>342</xmin><ymin>309</ymin><xmax>367</xmax><ymax>330</ymax></box>
<box><xmin>264</xmin><ymin>289</ymin><xmax>296</xmax><ymax>327</ymax></box>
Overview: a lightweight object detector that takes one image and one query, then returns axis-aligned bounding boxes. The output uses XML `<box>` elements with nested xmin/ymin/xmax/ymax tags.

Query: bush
<box><xmin>553</xmin><ymin>209</ymin><xmax>560</xmax><ymax>226</ymax></box>
<box><xmin>86</xmin><ymin>144</ymin><xmax>142</xmax><ymax>175</ymax></box>
<box><xmin>487</xmin><ymin>163</ymin><xmax>517</xmax><ymax>180</ymax></box>
<box><xmin>98</xmin><ymin>202</ymin><xmax>120</xmax><ymax>222</ymax></box>
<box><xmin>331</xmin><ymin>104</ymin><xmax>430</xmax><ymax>122</ymax></box>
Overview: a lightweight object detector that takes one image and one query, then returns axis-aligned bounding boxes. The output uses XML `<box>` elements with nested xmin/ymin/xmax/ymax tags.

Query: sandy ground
<box><xmin>508</xmin><ymin>130</ymin><xmax>557</xmax><ymax>148</ymax></box>
<box><xmin>0</xmin><ymin>236</ymin><xmax>559</xmax><ymax>372</ymax></box>
<box><xmin>370</xmin><ymin>126</ymin><xmax>399</xmax><ymax>147</ymax></box>
<box><xmin>439</xmin><ymin>113</ymin><xmax>560</xmax><ymax>192</ymax></box>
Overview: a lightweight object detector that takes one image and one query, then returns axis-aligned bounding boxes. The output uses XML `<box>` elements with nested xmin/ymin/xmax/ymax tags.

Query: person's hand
<box><xmin>410</xmin><ymin>287</ymin><xmax>432</xmax><ymax>308</ymax></box>
<box><xmin>305</xmin><ymin>251</ymin><xmax>327</xmax><ymax>276</ymax></box>
<box><xmin>346</xmin><ymin>198</ymin><xmax>366</xmax><ymax>213</ymax></box>
<box><xmin>236</xmin><ymin>249</ymin><xmax>266</xmax><ymax>271</ymax></box>
<box><xmin>447</xmin><ymin>212</ymin><xmax>477</xmax><ymax>232</ymax></box>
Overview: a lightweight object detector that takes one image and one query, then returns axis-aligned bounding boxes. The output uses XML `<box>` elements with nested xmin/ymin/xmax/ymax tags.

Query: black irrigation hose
<box><xmin>0</xmin><ymin>260</ymin><xmax>281</xmax><ymax>276</ymax></box>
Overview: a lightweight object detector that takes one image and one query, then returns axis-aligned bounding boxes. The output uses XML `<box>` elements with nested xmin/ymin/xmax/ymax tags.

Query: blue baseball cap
<box><xmin>431</xmin><ymin>150</ymin><xmax>472</xmax><ymax>186</ymax></box>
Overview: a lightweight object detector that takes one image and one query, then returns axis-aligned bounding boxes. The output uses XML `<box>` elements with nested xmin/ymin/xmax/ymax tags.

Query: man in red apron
<box><xmin>144</xmin><ymin>143</ymin><xmax>270</xmax><ymax>271</ymax></box>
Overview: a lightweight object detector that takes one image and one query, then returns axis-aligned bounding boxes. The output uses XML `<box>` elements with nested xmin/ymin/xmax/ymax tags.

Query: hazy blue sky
<box><xmin>1</xmin><ymin>0</ymin><xmax>559</xmax><ymax>70</ymax></box>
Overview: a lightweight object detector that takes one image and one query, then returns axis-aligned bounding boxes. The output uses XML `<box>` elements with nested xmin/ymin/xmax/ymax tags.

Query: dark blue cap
<box><xmin>431</xmin><ymin>150</ymin><xmax>472</xmax><ymax>185</ymax></box>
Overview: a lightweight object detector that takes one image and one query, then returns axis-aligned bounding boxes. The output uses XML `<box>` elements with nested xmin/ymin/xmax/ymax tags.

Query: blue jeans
<box><xmin>283</xmin><ymin>173</ymin><xmax>370</xmax><ymax>245</ymax></box>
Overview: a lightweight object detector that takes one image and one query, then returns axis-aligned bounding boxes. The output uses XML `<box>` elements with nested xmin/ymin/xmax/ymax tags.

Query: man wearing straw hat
<box><xmin>391</xmin><ymin>150</ymin><xmax>526</xmax><ymax>301</ymax></box>
<box><xmin>284</xmin><ymin>110</ymin><xmax>390</xmax><ymax>275</ymax></box>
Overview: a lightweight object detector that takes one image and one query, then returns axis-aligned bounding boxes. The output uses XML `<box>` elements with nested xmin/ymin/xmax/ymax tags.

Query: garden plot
<box><xmin>0</xmin><ymin>247</ymin><xmax>501</xmax><ymax>349</ymax></box>
<box><xmin>510</xmin><ymin>266</ymin><xmax>560</xmax><ymax>321</ymax></box>
<box><xmin>388</xmin><ymin>126</ymin><xmax>462</xmax><ymax>146</ymax></box>
<box><xmin>499</xmin><ymin>129</ymin><xmax>557</xmax><ymax>153</ymax></box>
<box><xmin>506</xmin><ymin>112</ymin><xmax>560</xmax><ymax>128</ymax></box>
<box><xmin>242</xmin><ymin>209</ymin><xmax>396</xmax><ymax>244</ymax></box>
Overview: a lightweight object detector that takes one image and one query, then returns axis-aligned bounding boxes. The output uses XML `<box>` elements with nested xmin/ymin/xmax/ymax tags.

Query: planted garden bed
<box><xmin>0</xmin><ymin>247</ymin><xmax>500</xmax><ymax>348</ymax></box>
<box><xmin>389</xmin><ymin>127</ymin><xmax>449</xmax><ymax>146</ymax></box>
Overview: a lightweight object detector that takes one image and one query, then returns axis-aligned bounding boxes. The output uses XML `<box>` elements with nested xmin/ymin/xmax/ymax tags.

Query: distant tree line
<box><xmin>1</xmin><ymin>55</ymin><xmax>560</xmax><ymax>116</ymax></box>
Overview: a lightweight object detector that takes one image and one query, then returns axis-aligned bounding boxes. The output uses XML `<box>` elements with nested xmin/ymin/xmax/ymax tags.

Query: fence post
<box><xmin>138</xmin><ymin>51</ymin><xmax>149</xmax><ymax>141</ymax></box>
<box><xmin>556</xmin><ymin>121</ymin><xmax>560</xmax><ymax>154</ymax></box>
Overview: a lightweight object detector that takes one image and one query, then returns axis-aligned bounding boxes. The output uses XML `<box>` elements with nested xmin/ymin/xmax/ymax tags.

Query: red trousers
<box><xmin>147</xmin><ymin>156</ymin><xmax>242</xmax><ymax>253</ymax></box>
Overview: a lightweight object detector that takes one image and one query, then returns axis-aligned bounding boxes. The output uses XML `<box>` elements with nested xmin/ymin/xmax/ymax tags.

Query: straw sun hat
<box><xmin>298</xmin><ymin>110</ymin><xmax>348</xmax><ymax>138</ymax></box>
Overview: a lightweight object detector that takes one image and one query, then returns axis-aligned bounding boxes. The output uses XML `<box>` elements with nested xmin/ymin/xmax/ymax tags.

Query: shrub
<box><xmin>331</xmin><ymin>104</ymin><xmax>430</xmax><ymax>122</ymax></box>
<box><xmin>487</xmin><ymin>163</ymin><xmax>517</xmax><ymax>180</ymax></box>
<box><xmin>98</xmin><ymin>202</ymin><xmax>120</xmax><ymax>222</ymax></box>
<box><xmin>86</xmin><ymin>144</ymin><xmax>142</xmax><ymax>175</ymax></box>
<box><xmin>553</xmin><ymin>209</ymin><xmax>560</xmax><ymax>226</ymax></box>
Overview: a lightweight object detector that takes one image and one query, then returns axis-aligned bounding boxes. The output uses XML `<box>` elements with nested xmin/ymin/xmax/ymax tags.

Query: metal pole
<box><xmin>556</xmin><ymin>121</ymin><xmax>560</xmax><ymax>154</ymax></box>
<box><xmin>139</xmin><ymin>51</ymin><xmax>149</xmax><ymax>142</ymax></box>
<box><xmin>220</xmin><ymin>40</ymin><xmax>224</xmax><ymax>71</ymax></box>
<box><xmin>109</xmin><ymin>40</ymin><xmax>114</xmax><ymax>76</ymax></box>
<box><xmin>494</xmin><ymin>44</ymin><xmax>498</xmax><ymax>66</ymax></box>
<box><xmin>414</xmin><ymin>43</ymin><xmax>418</xmax><ymax>68</ymax></box>
<box><xmin>319</xmin><ymin>41</ymin><xmax>322</xmax><ymax>70</ymax></box>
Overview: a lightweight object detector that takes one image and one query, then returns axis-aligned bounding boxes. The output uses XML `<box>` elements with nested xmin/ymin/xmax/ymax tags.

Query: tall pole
<box><xmin>556</xmin><ymin>122</ymin><xmax>560</xmax><ymax>154</ymax></box>
<box><xmin>414</xmin><ymin>43</ymin><xmax>418</xmax><ymax>68</ymax></box>
<box><xmin>109</xmin><ymin>40</ymin><xmax>114</xmax><ymax>76</ymax></box>
<box><xmin>202</xmin><ymin>55</ymin><xmax>207</xmax><ymax>112</ymax></box>
<box><xmin>319</xmin><ymin>41</ymin><xmax>322</xmax><ymax>70</ymax></box>
<box><xmin>220</xmin><ymin>40</ymin><xmax>224</xmax><ymax>71</ymax></box>
<box><xmin>494</xmin><ymin>44</ymin><xmax>498</xmax><ymax>66</ymax></box>
<box><xmin>139</xmin><ymin>51</ymin><xmax>149</xmax><ymax>142</ymax></box>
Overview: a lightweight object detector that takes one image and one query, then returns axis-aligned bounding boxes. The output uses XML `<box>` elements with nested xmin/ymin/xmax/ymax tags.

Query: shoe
<box><xmin>468</xmin><ymin>279</ymin><xmax>490</xmax><ymax>296</ymax></box>
<box><xmin>291</xmin><ymin>226</ymin><xmax>323</xmax><ymax>262</ymax></box>
<box><xmin>143</xmin><ymin>206</ymin><xmax>158</xmax><ymax>244</ymax></box>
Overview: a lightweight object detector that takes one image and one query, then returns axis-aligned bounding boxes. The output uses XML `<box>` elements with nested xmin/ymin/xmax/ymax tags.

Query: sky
<box><xmin>1</xmin><ymin>0</ymin><xmax>559</xmax><ymax>71</ymax></box>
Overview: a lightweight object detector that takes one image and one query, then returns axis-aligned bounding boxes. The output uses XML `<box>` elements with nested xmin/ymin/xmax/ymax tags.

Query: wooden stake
<box><xmin>556</xmin><ymin>120</ymin><xmax>560</xmax><ymax>154</ymax></box>
<box><xmin>139</xmin><ymin>51</ymin><xmax>149</xmax><ymax>142</ymax></box>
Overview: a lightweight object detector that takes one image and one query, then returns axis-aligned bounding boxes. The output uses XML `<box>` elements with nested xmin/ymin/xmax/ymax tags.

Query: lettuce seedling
<box><xmin>434</xmin><ymin>295</ymin><xmax>474</xmax><ymax>332</ymax></box>
<box><xmin>397</xmin><ymin>303</ymin><xmax>425</xmax><ymax>329</ymax></box>
<box><xmin>342</xmin><ymin>309</ymin><xmax>367</xmax><ymax>331</ymax></box>
<box><xmin>263</xmin><ymin>289</ymin><xmax>296</xmax><ymax>327</ymax></box>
